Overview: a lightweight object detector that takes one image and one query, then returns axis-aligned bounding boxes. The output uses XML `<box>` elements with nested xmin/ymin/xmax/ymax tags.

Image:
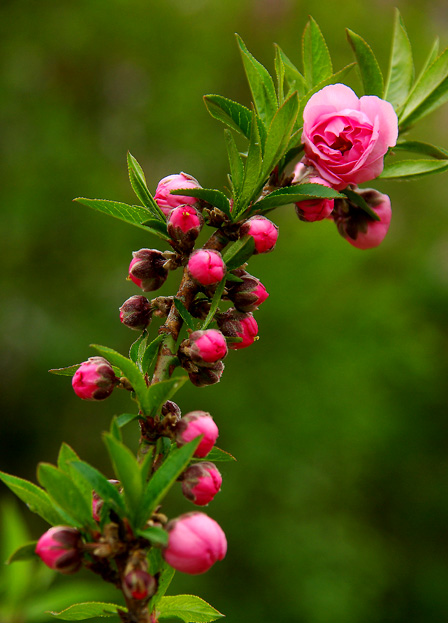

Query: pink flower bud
<box><xmin>188</xmin><ymin>361</ymin><xmax>225</xmax><ymax>388</ymax></box>
<box><xmin>182</xmin><ymin>462</ymin><xmax>222</xmax><ymax>506</ymax></box>
<box><xmin>218</xmin><ymin>309</ymin><xmax>258</xmax><ymax>350</ymax></box>
<box><xmin>189</xmin><ymin>329</ymin><xmax>228</xmax><ymax>364</ymax></box>
<box><xmin>240</xmin><ymin>215</ymin><xmax>278</xmax><ymax>254</ymax></box>
<box><xmin>163</xmin><ymin>512</ymin><xmax>227</xmax><ymax>574</ymax></box>
<box><xmin>295</xmin><ymin>175</ymin><xmax>335</xmax><ymax>222</ymax></box>
<box><xmin>154</xmin><ymin>172</ymin><xmax>202</xmax><ymax>217</ymax></box>
<box><xmin>35</xmin><ymin>527</ymin><xmax>82</xmax><ymax>574</ymax></box>
<box><xmin>187</xmin><ymin>249</ymin><xmax>225</xmax><ymax>286</ymax></box>
<box><xmin>333</xmin><ymin>188</ymin><xmax>392</xmax><ymax>250</ymax></box>
<box><xmin>119</xmin><ymin>295</ymin><xmax>152</xmax><ymax>330</ymax></box>
<box><xmin>128</xmin><ymin>249</ymin><xmax>168</xmax><ymax>292</ymax></box>
<box><xmin>123</xmin><ymin>569</ymin><xmax>157</xmax><ymax>601</ymax></box>
<box><xmin>167</xmin><ymin>206</ymin><xmax>203</xmax><ymax>248</ymax></box>
<box><xmin>227</xmin><ymin>270</ymin><xmax>269</xmax><ymax>313</ymax></box>
<box><xmin>176</xmin><ymin>411</ymin><xmax>219</xmax><ymax>458</ymax></box>
<box><xmin>72</xmin><ymin>357</ymin><xmax>117</xmax><ymax>401</ymax></box>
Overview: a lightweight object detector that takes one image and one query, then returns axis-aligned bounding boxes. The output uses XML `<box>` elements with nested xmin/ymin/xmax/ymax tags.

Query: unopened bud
<box><xmin>167</xmin><ymin>205</ymin><xmax>203</xmax><ymax>250</ymax></box>
<box><xmin>240</xmin><ymin>215</ymin><xmax>278</xmax><ymax>254</ymax></box>
<box><xmin>72</xmin><ymin>357</ymin><xmax>117</xmax><ymax>401</ymax></box>
<box><xmin>175</xmin><ymin>411</ymin><xmax>219</xmax><ymax>458</ymax></box>
<box><xmin>187</xmin><ymin>329</ymin><xmax>228</xmax><ymax>365</ymax></box>
<box><xmin>154</xmin><ymin>172</ymin><xmax>202</xmax><ymax>217</ymax></box>
<box><xmin>128</xmin><ymin>249</ymin><xmax>168</xmax><ymax>292</ymax></box>
<box><xmin>35</xmin><ymin>527</ymin><xmax>82</xmax><ymax>574</ymax></box>
<box><xmin>181</xmin><ymin>462</ymin><xmax>222</xmax><ymax>506</ymax></box>
<box><xmin>218</xmin><ymin>309</ymin><xmax>258</xmax><ymax>350</ymax></box>
<box><xmin>187</xmin><ymin>249</ymin><xmax>225</xmax><ymax>286</ymax></box>
<box><xmin>123</xmin><ymin>568</ymin><xmax>157</xmax><ymax>601</ymax></box>
<box><xmin>293</xmin><ymin>164</ymin><xmax>335</xmax><ymax>222</ymax></box>
<box><xmin>119</xmin><ymin>295</ymin><xmax>152</xmax><ymax>330</ymax></box>
<box><xmin>227</xmin><ymin>270</ymin><xmax>269</xmax><ymax>313</ymax></box>
<box><xmin>188</xmin><ymin>361</ymin><xmax>225</xmax><ymax>387</ymax></box>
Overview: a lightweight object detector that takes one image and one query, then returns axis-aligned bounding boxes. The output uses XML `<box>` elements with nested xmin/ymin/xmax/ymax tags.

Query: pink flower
<box><xmin>302</xmin><ymin>84</ymin><xmax>398</xmax><ymax>190</ymax></box>
<box><xmin>163</xmin><ymin>512</ymin><xmax>227</xmax><ymax>574</ymax></box>
<box><xmin>333</xmin><ymin>188</ymin><xmax>392</xmax><ymax>249</ymax></box>
<box><xmin>72</xmin><ymin>357</ymin><xmax>117</xmax><ymax>401</ymax></box>
<box><xmin>35</xmin><ymin>527</ymin><xmax>82</xmax><ymax>574</ymax></box>
<box><xmin>189</xmin><ymin>329</ymin><xmax>228</xmax><ymax>364</ymax></box>
<box><xmin>176</xmin><ymin>411</ymin><xmax>219</xmax><ymax>458</ymax></box>
<box><xmin>218</xmin><ymin>309</ymin><xmax>258</xmax><ymax>350</ymax></box>
<box><xmin>154</xmin><ymin>173</ymin><xmax>202</xmax><ymax>217</ymax></box>
<box><xmin>168</xmin><ymin>205</ymin><xmax>203</xmax><ymax>235</ymax></box>
<box><xmin>181</xmin><ymin>462</ymin><xmax>222</xmax><ymax>506</ymax></box>
<box><xmin>188</xmin><ymin>249</ymin><xmax>225</xmax><ymax>286</ymax></box>
<box><xmin>240</xmin><ymin>216</ymin><xmax>278</xmax><ymax>254</ymax></box>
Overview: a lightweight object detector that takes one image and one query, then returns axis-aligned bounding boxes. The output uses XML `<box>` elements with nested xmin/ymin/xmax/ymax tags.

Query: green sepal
<box><xmin>49</xmin><ymin>364</ymin><xmax>81</xmax><ymax>376</ymax></box>
<box><xmin>127</xmin><ymin>152</ymin><xmax>166</xmax><ymax>221</ymax></box>
<box><xmin>346</xmin><ymin>28</ymin><xmax>384</xmax><ymax>97</ymax></box>
<box><xmin>70</xmin><ymin>460</ymin><xmax>126</xmax><ymax>517</ymax></box>
<box><xmin>141</xmin><ymin>376</ymin><xmax>188</xmax><ymax>420</ymax></box>
<box><xmin>142</xmin><ymin>334</ymin><xmax>165</xmax><ymax>375</ymax></box>
<box><xmin>201</xmin><ymin>278</ymin><xmax>227</xmax><ymax>330</ymax></box>
<box><xmin>379</xmin><ymin>158</ymin><xmax>448</xmax><ymax>179</ymax></box>
<box><xmin>251</xmin><ymin>184</ymin><xmax>343</xmax><ymax>211</ymax></box>
<box><xmin>302</xmin><ymin>17</ymin><xmax>333</xmax><ymax>88</ymax></box>
<box><xmin>384</xmin><ymin>9</ymin><xmax>414</xmax><ymax>110</ymax></box>
<box><xmin>48</xmin><ymin>602</ymin><xmax>126</xmax><ymax>620</ymax></box>
<box><xmin>174</xmin><ymin>298</ymin><xmax>196</xmax><ymax>331</ymax></box>
<box><xmin>74</xmin><ymin>198</ymin><xmax>156</xmax><ymax>234</ymax></box>
<box><xmin>6</xmin><ymin>541</ymin><xmax>38</xmax><ymax>564</ymax></box>
<box><xmin>0</xmin><ymin>471</ymin><xmax>67</xmax><ymax>526</ymax></box>
<box><xmin>170</xmin><ymin>188</ymin><xmax>231</xmax><ymax>218</ymax></box>
<box><xmin>157</xmin><ymin>595</ymin><xmax>224</xmax><ymax>622</ymax></box>
<box><xmin>194</xmin><ymin>446</ymin><xmax>236</xmax><ymax>462</ymax></box>
<box><xmin>222</xmin><ymin>236</ymin><xmax>255</xmax><ymax>270</ymax></box>
<box><xmin>342</xmin><ymin>188</ymin><xmax>380</xmax><ymax>222</ymax></box>
<box><xmin>137</xmin><ymin>526</ymin><xmax>169</xmax><ymax>547</ymax></box>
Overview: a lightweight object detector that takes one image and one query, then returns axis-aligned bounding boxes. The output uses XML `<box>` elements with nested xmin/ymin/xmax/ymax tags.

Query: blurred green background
<box><xmin>1</xmin><ymin>0</ymin><xmax>448</xmax><ymax>621</ymax></box>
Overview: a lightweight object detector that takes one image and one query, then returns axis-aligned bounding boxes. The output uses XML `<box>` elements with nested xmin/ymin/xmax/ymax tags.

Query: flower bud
<box><xmin>181</xmin><ymin>462</ymin><xmax>222</xmax><ymax>506</ymax></box>
<box><xmin>123</xmin><ymin>569</ymin><xmax>157</xmax><ymax>601</ymax></box>
<box><xmin>72</xmin><ymin>357</ymin><xmax>117</xmax><ymax>401</ymax></box>
<box><xmin>187</xmin><ymin>249</ymin><xmax>225</xmax><ymax>286</ymax></box>
<box><xmin>167</xmin><ymin>205</ymin><xmax>203</xmax><ymax>249</ymax></box>
<box><xmin>227</xmin><ymin>270</ymin><xmax>269</xmax><ymax>313</ymax></box>
<box><xmin>294</xmin><ymin>172</ymin><xmax>335</xmax><ymax>222</ymax></box>
<box><xmin>119</xmin><ymin>295</ymin><xmax>152</xmax><ymax>330</ymax></box>
<box><xmin>240</xmin><ymin>215</ymin><xmax>278</xmax><ymax>254</ymax></box>
<box><xmin>163</xmin><ymin>512</ymin><xmax>227</xmax><ymax>574</ymax></box>
<box><xmin>218</xmin><ymin>309</ymin><xmax>258</xmax><ymax>350</ymax></box>
<box><xmin>188</xmin><ymin>361</ymin><xmax>225</xmax><ymax>388</ymax></box>
<box><xmin>333</xmin><ymin>188</ymin><xmax>392</xmax><ymax>250</ymax></box>
<box><xmin>154</xmin><ymin>172</ymin><xmax>202</xmax><ymax>217</ymax></box>
<box><xmin>161</xmin><ymin>400</ymin><xmax>181</xmax><ymax>420</ymax></box>
<box><xmin>175</xmin><ymin>411</ymin><xmax>219</xmax><ymax>458</ymax></box>
<box><xmin>35</xmin><ymin>527</ymin><xmax>82</xmax><ymax>574</ymax></box>
<box><xmin>188</xmin><ymin>329</ymin><xmax>228</xmax><ymax>364</ymax></box>
<box><xmin>92</xmin><ymin>479</ymin><xmax>120</xmax><ymax>522</ymax></box>
<box><xmin>128</xmin><ymin>249</ymin><xmax>168</xmax><ymax>292</ymax></box>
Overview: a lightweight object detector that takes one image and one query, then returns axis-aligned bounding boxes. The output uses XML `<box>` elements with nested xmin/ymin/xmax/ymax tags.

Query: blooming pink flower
<box><xmin>154</xmin><ymin>173</ymin><xmax>202</xmax><ymax>217</ymax></box>
<box><xmin>188</xmin><ymin>249</ymin><xmax>225</xmax><ymax>286</ymax></box>
<box><xmin>182</xmin><ymin>462</ymin><xmax>222</xmax><ymax>506</ymax></box>
<box><xmin>333</xmin><ymin>188</ymin><xmax>392</xmax><ymax>249</ymax></box>
<box><xmin>163</xmin><ymin>512</ymin><xmax>227</xmax><ymax>574</ymax></box>
<box><xmin>189</xmin><ymin>329</ymin><xmax>228</xmax><ymax>364</ymax></box>
<box><xmin>35</xmin><ymin>527</ymin><xmax>82</xmax><ymax>574</ymax></box>
<box><xmin>302</xmin><ymin>84</ymin><xmax>398</xmax><ymax>190</ymax></box>
<box><xmin>240</xmin><ymin>216</ymin><xmax>278</xmax><ymax>254</ymax></box>
<box><xmin>72</xmin><ymin>357</ymin><xmax>117</xmax><ymax>401</ymax></box>
<box><xmin>176</xmin><ymin>411</ymin><xmax>219</xmax><ymax>458</ymax></box>
<box><xmin>218</xmin><ymin>309</ymin><xmax>258</xmax><ymax>350</ymax></box>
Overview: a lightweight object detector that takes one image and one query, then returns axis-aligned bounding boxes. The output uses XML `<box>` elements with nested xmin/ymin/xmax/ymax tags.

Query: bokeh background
<box><xmin>1</xmin><ymin>0</ymin><xmax>448</xmax><ymax>621</ymax></box>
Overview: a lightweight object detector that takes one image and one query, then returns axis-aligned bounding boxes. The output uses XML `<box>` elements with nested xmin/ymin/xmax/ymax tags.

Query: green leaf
<box><xmin>37</xmin><ymin>463</ymin><xmax>95</xmax><ymax>529</ymax></box>
<box><xmin>150</xmin><ymin>560</ymin><xmax>175</xmax><ymax>609</ymax></box>
<box><xmin>276</xmin><ymin>46</ymin><xmax>307</xmax><ymax>98</ymax></box>
<box><xmin>238</xmin><ymin>109</ymin><xmax>263</xmax><ymax>211</ymax></box>
<box><xmin>137</xmin><ymin>439</ymin><xmax>200</xmax><ymax>528</ymax></box>
<box><xmin>174</xmin><ymin>299</ymin><xmax>195</xmax><ymax>331</ymax></box>
<box><xmin>393</xmin><ymin>140</ymin><xmax>448</xmax><ymax>159</ymax></box>
<box><xmin>236</xmin><ymin>34</ymin><xmax>278</xmax><ymax>126</ymax></box>
<box><xmin>141</xmin><ymin>376</ymin><xmax>188</xmax><ymax>419</ymax></box>
<box><xmin>140</xmin><ymin>218</ymin><xmax>170</xmax><ymax>240</ymax></box>
<box><xmin>158</xmin><ymin>595</ymin><xmax>224</xmax><ymax>623</ymax></box>
<box><xmin>103</xmin><ymin>435</ymin><xmax>142</xmax><ymax>525</ymax></box>
<box><xmin>74</xmin><ymin>198</ymin><xmax>154</xmax><ymax>233</ymax></box>
<box><xmin>252</xmin><ymin>184</ymin><xmax>343</xmax><ymax>211</ymax></box>
<box><xmin>129</xmin><ymin>331</ymin><xmax>147</xmax><ymax>365</ymax></box>
<box><xmin>6</xmin><ymin>541</ymin><xmax>38</xmax><ymax>564</ymax></box>
<box><xmin>203</xmin><ymin>94</ymin><xmax>253</xmax><ymax>139</ymax></box>
<box><xmin>302</xmin><ymin>17</ymin><xmax>333</xmax><ymax>88</ymax></box>
<box><xmin>57</xmin><ymin>443</ymin><xmax>79</xmax><ymax>473</ymax></box>
<box><xmin>116</xmin><ymin>412</ymin><xmax>143</xmax><ymax>428</ymax></box>
<box><xmin>48</xmin><ymin>602</ymin><xmax>125</xmax><ymax>620</ymax></box>
<box><xmin>90</xmin><ymin>345</ymin><xmax>148</xmax><ymax>412</ymax></box>
<box><xmin>70</xmin><ymin>461</ymin><xmax>125</xmax><ymax>516</ymax></box>
<box><xmin>379</xmin><ymin>158</ymin><xmax>448</xmax><ymax>179</ymax></box>
<box><xmin>127</xmin><ymin>152</ymin><xmax>166</xmax><ymax>221</ymax></box>
<box><xmin>224</xmin><ymin>129</ymin><xmax>244</xmax><ymax>201</ymax></box>
<box><xmin>274</xmin><ymin>44</ymin><xmax>285</xmax><ymax>105</ymax></box>
<box><xmin>297</xmin><ymin>63</ymin><xmax>356</xmax><ymax>120</ymax></box>
<box><xmin>346</xmin><ymin>29</ymin><xmax>384</xmax><ymax>97</ymax></box>
<box><xmin>262</xmin><ymin>91</ymin><xmax>299</xmax><ymax>179</ymax></box>
<box><xmin>201</xmin><ymin>278</ymin><xmax>227</xmax><ymax>330</ymax></box>
<box><xmin>57</xmin><ymin>444</ymin><xmax>93</xmax><ymax>508</ymax></box>
<box><xmin>225</xmin><ymin>272</ymin><xmax>243</xmax><ymax>283</ymax></box>
<box><xmin>342</xmin><ymin>188</ymin><xmax>380</xmax><ymax>221</ymax></box>
<box><xmin>399</xmin><ymin>47</ymin><xmax>448</xmax><ymax>128</ymax></box>
<box><xmin>137</xmin><ymin>526</ymin><xmax>169</xmax><ymax>547</ymax></box>
<box><xmin>417</xmin><ymin>37</ymin><xmax>440</xmax><ymax>82</ymax></box>
<box><xmin>195</xmin><ymin>446</ymin><xmax>236</xmax><ymax>462</ymax></box>
<box><xmin>142</xmin><ymin>334</ymin><xmax>165</xmax><ymax>375</ymax></box>
<box><xmin>170</xmin><ymin>188</ymin><xmax>231</xmax><ymax>218</ymax></box>
<box><xmin>384</xmin><ymin>9</ymin><xmax>414</xmax><ymax>110</ymax></box>
<box><xmin>1</xmin><ymin>499</ymin><xmax>33</xmax><ymax>605</ymax></box>
<box><xmin>110</xmin><ymin>416</ymin><xmax>123</xmax><ymax>442</ymax></box>
<box><xmin>0</xmin><ymin>471</ymin><xmax>66</xmax><ymax>526</ymax></box>
<box><xmin>222</xmin><ymin>236</ymin><xmax>255</xmax><ymax>270</ymax></box>
<box><xmin>49</xmin><ymin>364</ymin><xmax>81</xmax><ymax>377</ymax></box>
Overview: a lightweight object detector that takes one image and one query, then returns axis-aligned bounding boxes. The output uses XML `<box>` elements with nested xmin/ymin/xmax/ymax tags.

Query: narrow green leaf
<box><xmin>346</xmin><ymin>29</ymin><xmax>384</xmax><ymax>97</ymax></box>
<box><xmin>238</xmin><ymin>109</ymin><xmax>263</xmax><ymax>211</ymax></box>
<box><xmin>342</xmin><ymin>188</ymin><xmax>380</xmax><ymax>221</ymax></box>
<box><xmin>150</xmin><ymin>561</ymin><xmax>175</xmax><ymax>609</ymax></box>
<box><xmin>252</xmin><ymin>184</ymin><xmax>343</xmax><ymax>211</ymax></box>
<box><xmin>57</xmin><ymin>444</ymin><xmax>93</xmax><ymax>507</ymax></box>
<box><xmin>103</xmin><ymin>435</ymin><xmax>142</xmax><ymax>524</ymax></box>
<box><xmin>70</xmin><ymin>461</ymin><xmax>125</xmax><ymax>516</ymax></box>
<box><xmin>48</xmin><ymin>602</ymin><xmax>125</xmax><ymax>620</ymax></box>
<box><xmin>174</xmin><ymin>299</ymin><xmax>195</xmax><ymax>331</ymax></box>
<box><xmin>158</xmin><ymin>595</ymin><xmax>224</xmax><ymax>623</ymax></box>
<box><xmin>274</xmin><ymin>44</ymin><xmax>285</xmax><ymax>105</ymax></box>
<box><xmin>0</xmin><ymin>471</ymin><xmax>66</xmax><ymax>526</ymax></box>
<box><xmin>116</xmin><ymin>412</ymin><xmax>143</xmax><ymax>428</ymax></box>
<box><xmin>225</xmin><ymin>272</ymin><xmax>243</xmax><ymax>283</ymax></box>
<box><xmin>224</xmin><ymin>129</ymin><xmax>244</xmax><ymax>201</ymax></box>
<box><xmin>137</xmin><ymin>439</ymin><xmax>200</xmax><ymax>528</ymax></box>
<box><xmin>6</xmin><ymin>541</ymin><xmax>38</xmax><ymax>564</ymax></box>
<box><xmin>142</xmin><ymin>334</ymin><xmax>165</xmax><ymax>375</ymax></box>
<box><xmin>49</xmin><ymin>364</ymin><xmax>81</xmax><ymax>377</ymax></box>
<box><xmin>129</xmin><ymin>331</ymin><xmax>147</xmax><ymax>365</ymax></box>
<box><xmin>137</xmin><ymin>526</ymin><xmax>169</xmax><ymax>547</ymax></box>
<box><xmin>399</xmin><ymin>75</ymin><xmax>448</xmax><ymax>129</ymax></box>
<box><xmin>297</xmin><ymin>63</ymin><xmax>356</xmax><ymax>120</ymax></box>
<box><xmin>399</xmin><ymin>47</ymin><xmax>448</xmax><ymax>127</ymax></box>
<box><xmin>110</xmin><ymin>416</ymin><xmax>122</xmax><ymax>442</ymax></box>
<box><xmin>379</xmin><ymin>159</ymin><xmax>448</xmax><ymax>179</ymax></box>
<box><xmin>57</xmin><ymin>443</ymin><xmax>79</xmax><ymax>473</ymax></box>
<box><xmin>276</xmin><ymin>46</ymin><xmax>307</xmax><ymax>98</ymax></box>
<box><xmin>1</xmin><ymin>499</ymin><xmax>33</xmax><ymax>604</ymax></box>
<box><xmin>384</xmin><ymin>9</ymin><xmax>414</xmax><ymax>110</ymax></box>
<box><xmin>302</xmin><ymin>17</ymin><xmax>333</xmax><ymax>88</ymax></box>
<box><xmin>37</xmin><ymin>463</ymin><xmax>95</xmax><ymax>529</ymax></box>
<box><xmin>262</xmin><ymin>91</ymin><xmax>299</xmax><ymax>179</ymax></box>
<box><xmin>74</xmin><ymin>199</ymin><xmax>154</xmax><ymax>233</ymax></box>
<box><xmin>170</xmin><ymin>188</ymin><xmax>231</xmax><ymax>218</ymax></box>
<box><xmin>393</xmin><ymin>140</ymin><xmax>448</xmax><ymax>159</ymax></box>
<box><xmin>140</xmin><ymin>218</ymin><xmax>170</xmax><ymax>240</ymax></box>
<box><xmin>236</xmin><ymin>34</ymin><xmax>278</xmax><ymax>126</ymax></box>
<box><xmin>201</xmin><ymin>278</ymin><xmax>227</xmax><ymax>330</ymax></box>
<box><xmin>141</xmin><ymin>376</ymin><xmax>188</xmax><ymax>419</ymax></box>
<box><xmin>222</xmin><ymin>236</ymin><xmax>255</xmax><ymax>271</ymax></box>
<box><xmin>417</xmin><ymin>37</ymin><xmax>440</xmax><ymax>82</ymax></box>
<box><xmin>203</xmin><ymin>94</ymin><xmax>253</xmax><ymax>139</ymax></box>
<box><xmin>195</xmin><ymin>446</ymin><xmax>237</xmax><ymax>463</ymax></box>
<box><xmin>127</xmin><ymin>152</ymin><xmax>166</xmax><ymax>221</ymax></box>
